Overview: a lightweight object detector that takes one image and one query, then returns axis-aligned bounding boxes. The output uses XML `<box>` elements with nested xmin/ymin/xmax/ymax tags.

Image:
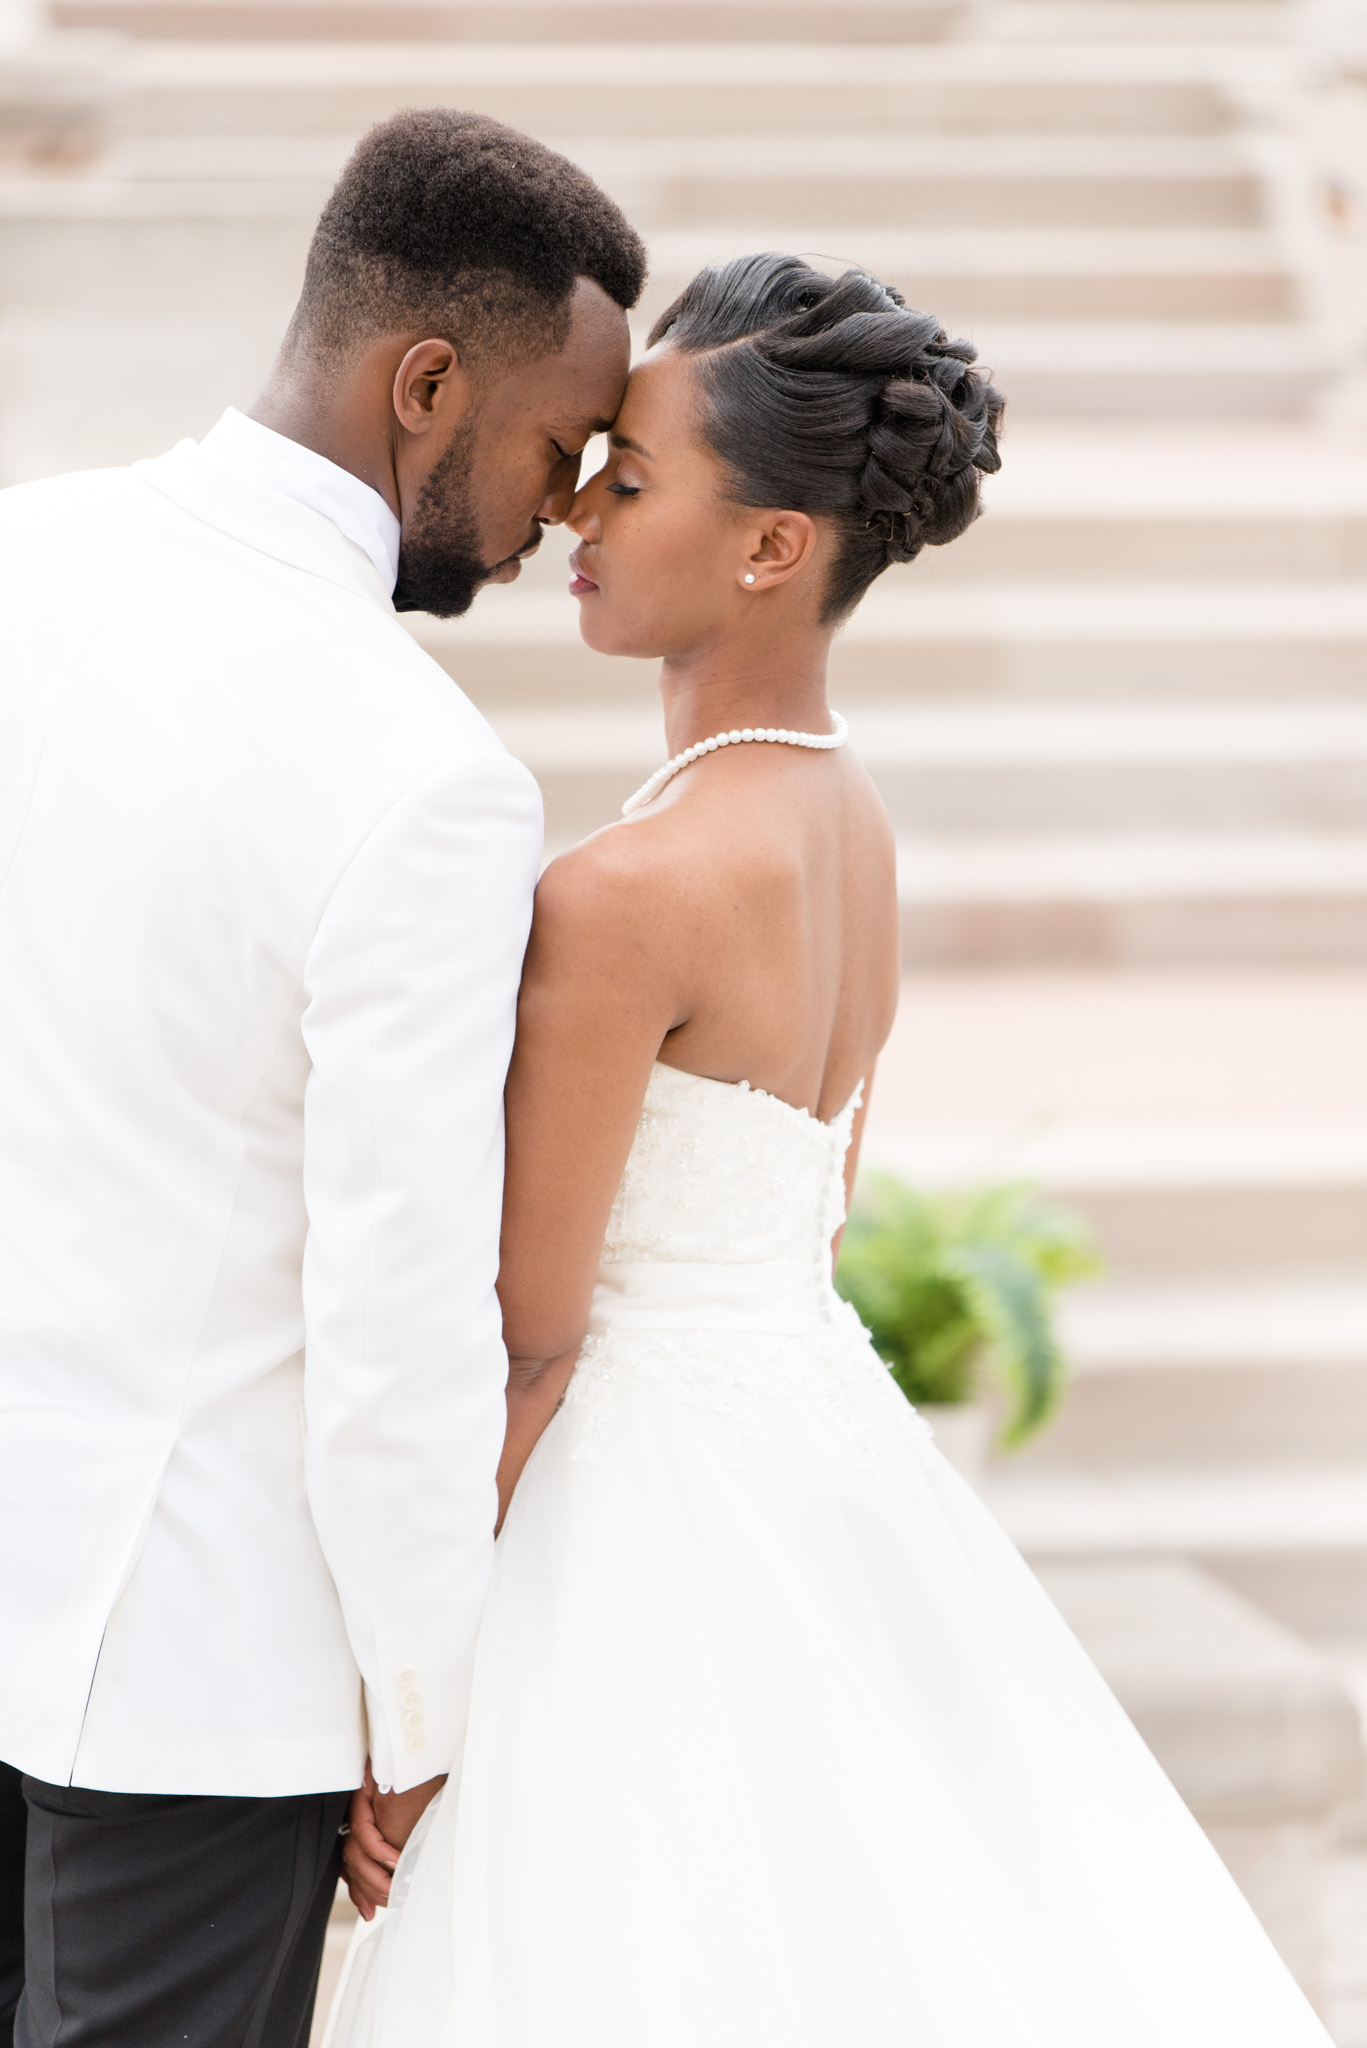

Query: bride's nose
<box><xmin>567</xmin><ymin>481</ymin><xmax>600</xmax><ymax>542</ymax></box>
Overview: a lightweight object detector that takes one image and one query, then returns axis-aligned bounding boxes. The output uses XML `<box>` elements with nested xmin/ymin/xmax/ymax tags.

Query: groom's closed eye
<box><xmin>555</xmin><ymin>416</ymin><xmax>618</xmax><ymax>462</ymax></box>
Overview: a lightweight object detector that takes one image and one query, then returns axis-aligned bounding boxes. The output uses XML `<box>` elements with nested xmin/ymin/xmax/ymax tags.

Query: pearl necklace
<box><xmin>621</xmin><ymin>712</ymin><xmax>849</xmax><ymax>816</ymax></box>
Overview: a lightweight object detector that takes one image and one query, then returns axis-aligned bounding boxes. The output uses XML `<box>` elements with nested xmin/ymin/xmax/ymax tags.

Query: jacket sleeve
<box><xmin>299</xmin><ymin>749</ymin><xmax>543</xmax><ymax>1792</ymax></box>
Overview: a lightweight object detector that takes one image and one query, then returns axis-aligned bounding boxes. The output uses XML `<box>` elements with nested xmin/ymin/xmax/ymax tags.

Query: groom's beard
<box><xmin>392</xmin><ymin>422</ymin><xmax>493</xmax><ymax>619</ymax></box>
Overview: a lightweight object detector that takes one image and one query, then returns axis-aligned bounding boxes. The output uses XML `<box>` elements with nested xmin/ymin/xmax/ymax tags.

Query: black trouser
<box><xmin>0</xmin><ymin>1760</ymin><xmax>349</xmax><ymax>2048</ymax></box>
<box><xmin>0</xmin><ymin>1765</ymin><xmax>25</xmax><ymax>2048</ymax></box>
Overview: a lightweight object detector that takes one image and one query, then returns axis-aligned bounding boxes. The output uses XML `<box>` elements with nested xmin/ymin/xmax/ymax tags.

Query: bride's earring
<box><xmin>743</xmin><ymin>573</ymin><xmax>756</xmax><ymax>584</ymax></box>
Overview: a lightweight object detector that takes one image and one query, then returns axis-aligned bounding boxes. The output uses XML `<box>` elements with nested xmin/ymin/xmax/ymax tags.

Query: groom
<box><xmin>0</xmin><ymin>109</ymin><xmax>642</xmax><ymax>2047</ymax></box>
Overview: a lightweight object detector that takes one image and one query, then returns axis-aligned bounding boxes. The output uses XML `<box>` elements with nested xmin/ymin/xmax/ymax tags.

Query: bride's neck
<box><xmin>657</xmin><ymin>634</ymin><xmax>836</xmax><ymax>757</ymax></box>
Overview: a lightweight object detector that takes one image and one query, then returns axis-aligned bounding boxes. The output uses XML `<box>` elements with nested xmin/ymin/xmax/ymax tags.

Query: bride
<box><xmin>327</xmin><ymin>253</ymin><xmax>1330</xmax><ymax>2046</ymax></box>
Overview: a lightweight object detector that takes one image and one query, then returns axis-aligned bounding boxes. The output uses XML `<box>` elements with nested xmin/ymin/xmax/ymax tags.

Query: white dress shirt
<box><xmin>202</xmin><ymin>406</ymin><xmax>402</xmax><ymax>595</ymax></box>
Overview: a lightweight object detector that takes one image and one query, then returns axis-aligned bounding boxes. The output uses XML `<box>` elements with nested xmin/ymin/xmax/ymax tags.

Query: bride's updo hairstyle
<box><xmin>648</xmin><ymin>251</ymin><xmax>1003</xmax><ymax>623</ymax></box>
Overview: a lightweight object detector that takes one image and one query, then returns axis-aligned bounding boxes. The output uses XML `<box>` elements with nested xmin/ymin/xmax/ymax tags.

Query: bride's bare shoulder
<box><xmin>532</xmin><ymin>760</ymin><xmax>895</xmax><ymax>956</ymax></box>
<box><xmin>535</xmin><ymin>809</ymin><xmax>711</xmax><ymax>928</ymax></box>
<box><xmin>514</xmin><ymin>811</ymin><xmax>729</xmax><ymax>1049</ymax></box>
<box><xmin>521</xmin><ymin>813</ymin><xmax>709</xmax><ymax>1014</ymax></box>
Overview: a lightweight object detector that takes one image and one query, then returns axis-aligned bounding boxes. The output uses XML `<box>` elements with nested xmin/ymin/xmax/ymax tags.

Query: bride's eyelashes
<box><xmin>607</xmin><ymin>481</ymin><xmax>640</xmax><ymax>497</ymax></box>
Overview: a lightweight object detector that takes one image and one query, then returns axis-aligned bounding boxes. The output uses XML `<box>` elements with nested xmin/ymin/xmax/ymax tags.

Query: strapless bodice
<box><xmin>587</xmin><ymin>1062</ymin><xmax>860</xmax><ymax>1338</ymax></box>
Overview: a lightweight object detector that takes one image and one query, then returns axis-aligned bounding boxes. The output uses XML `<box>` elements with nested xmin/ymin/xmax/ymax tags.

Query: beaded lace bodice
<box><xmin>601</xmin><ymin>1061</ymin><xmax>859</xmax><ymax>1279</ymax></box>
<box><xmin>563</xmin><ymin>1062</ymin><xmax>933</xmax><ymax>1471</ymax></box>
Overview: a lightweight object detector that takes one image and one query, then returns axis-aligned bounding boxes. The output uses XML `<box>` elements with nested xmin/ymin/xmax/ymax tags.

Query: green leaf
<box><xmin>835</xmin><ymin>1170</ymin><xmax>1100</xmax><ymax>1448</ymax></box>
<box><xmin>945</xmin><ymin>1241</ymin><xmax>1067</xmax><ymax>1445</ymax></box>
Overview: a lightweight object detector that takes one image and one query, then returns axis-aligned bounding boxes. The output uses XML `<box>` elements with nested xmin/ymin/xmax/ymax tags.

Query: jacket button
<box><xmin>404</xmin><ymin>1732</ymin><xmax>427</xmax><ymax>1755</ymax></box>
<box><xmin>397</xmin><ymin>1665</ymin><xmax>419</xmax><ymax>1685</ymax></box>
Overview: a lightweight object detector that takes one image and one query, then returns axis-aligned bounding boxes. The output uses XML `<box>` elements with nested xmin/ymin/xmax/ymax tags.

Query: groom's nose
<box><xmin>538</xmin><ymin>448</ymin><xmax>584</xmax><ymax>526</ymax></box>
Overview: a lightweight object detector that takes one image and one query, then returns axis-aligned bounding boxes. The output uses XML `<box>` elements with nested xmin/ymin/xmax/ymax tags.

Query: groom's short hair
<box><xmin>292</xmin><ymin>108</ymin><xmax>647</xmax><ymax>371</ymax></box>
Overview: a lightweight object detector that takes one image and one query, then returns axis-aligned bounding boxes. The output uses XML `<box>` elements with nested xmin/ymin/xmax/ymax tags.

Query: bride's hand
<box><xmin>373</xmin><ymin>1773</ymin><xmax>448</xmax><ymax>1851</ymax></box>
<box><xmin>340</xmin><ymin>1762</ymin><xmax>400</xmax><ymax>1921</ymax></box>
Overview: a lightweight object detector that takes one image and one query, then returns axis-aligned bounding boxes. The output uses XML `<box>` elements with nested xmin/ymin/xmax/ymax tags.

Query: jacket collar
<box><xmin>133</xmin><ymin>437</ymin><xmax>396</xmax><ymax>613</ymax></box>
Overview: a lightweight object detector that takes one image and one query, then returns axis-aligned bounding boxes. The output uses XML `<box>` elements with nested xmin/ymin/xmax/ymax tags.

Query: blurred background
<box><xmin>6</xmin><ymin>0</ymin><xmax>1367</xmax><ymax>2029</ymax></box>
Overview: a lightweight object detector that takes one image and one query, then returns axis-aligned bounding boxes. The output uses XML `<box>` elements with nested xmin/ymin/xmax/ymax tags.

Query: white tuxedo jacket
<box><xmin>0</xmin><ymin>438</ymin><xmax>542</xmax><ymax>1796</ymax></box>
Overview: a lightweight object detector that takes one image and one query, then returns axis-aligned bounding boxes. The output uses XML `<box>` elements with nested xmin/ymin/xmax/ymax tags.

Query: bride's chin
<box><xmin>576</xmin><ymin>614</ymin><xmax>658</xmax><ymax>660</ymax></box>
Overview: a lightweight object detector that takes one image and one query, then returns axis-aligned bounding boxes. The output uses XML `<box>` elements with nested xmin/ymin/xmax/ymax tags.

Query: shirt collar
<box><xmin>199</xmin><ymin>407</ymin><xmax>401</xmax><ymax>596</ymax></box>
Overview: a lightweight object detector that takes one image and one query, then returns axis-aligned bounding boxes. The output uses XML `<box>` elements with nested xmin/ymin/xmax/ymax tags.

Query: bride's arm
<box><xmin>832</xmin><ymin>1066</ymin><xmax>875</xmax><ymax>1270</ymax></box>
<box><xmin>495</xmin><ymin>839</ymin><xmax>686</xmax><ymax>1526</ymax></box>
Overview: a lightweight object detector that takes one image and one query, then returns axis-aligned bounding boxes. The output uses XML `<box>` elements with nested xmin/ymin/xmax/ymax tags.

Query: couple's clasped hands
<box><xmin>342</xmin><ymin>1761</ymin><xmax>447</xmax><ymax>1921</ymax></box>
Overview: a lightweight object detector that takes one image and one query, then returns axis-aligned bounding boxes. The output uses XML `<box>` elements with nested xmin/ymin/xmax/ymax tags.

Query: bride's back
<box><xmin>593</xmin><ymin>734</ymin><xmax>899</xmax><ymax>1126</ymax></box>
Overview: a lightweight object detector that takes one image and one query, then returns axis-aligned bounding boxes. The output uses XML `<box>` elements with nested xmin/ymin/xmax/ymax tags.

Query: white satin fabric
<box><xmin>328</xmin><ymin>1061</ymin><xmax>1331</xmax><ymax>2046</ymax></box>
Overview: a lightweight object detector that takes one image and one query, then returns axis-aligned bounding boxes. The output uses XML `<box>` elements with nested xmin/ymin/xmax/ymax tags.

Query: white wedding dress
<box><xmin>327</xmin><ymin>1060</ymin><xmax>1331</xmax><ymax>2048</ymax></box>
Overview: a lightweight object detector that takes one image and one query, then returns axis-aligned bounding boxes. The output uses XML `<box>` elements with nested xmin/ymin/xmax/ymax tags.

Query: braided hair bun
<box><xmin>648</xmin><ymin>252</ymin><xmax>1003</xmax><ymax>621</ymax></box>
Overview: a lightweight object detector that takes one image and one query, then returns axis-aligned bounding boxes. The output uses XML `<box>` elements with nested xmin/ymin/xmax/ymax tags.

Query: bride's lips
<box><xmin>568</xmin><ymin>549</ymin><xmax>599</xmax><ymax>598</ymax></box>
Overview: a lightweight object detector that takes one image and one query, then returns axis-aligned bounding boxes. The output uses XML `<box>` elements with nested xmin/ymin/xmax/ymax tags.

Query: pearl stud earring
<box><xmin>743</xmin><ymin>573</ymin><xmax>756</xmax><ymax>584</ymax></box>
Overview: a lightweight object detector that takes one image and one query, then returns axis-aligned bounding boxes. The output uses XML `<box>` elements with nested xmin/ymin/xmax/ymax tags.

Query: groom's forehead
<box><xmin>491</xmin><ymin>282</ymin><xmax>630</xmax><ymax>427</ymax></box>
<box><xmin>548</xmin><ymin>280</ymin><xmax>631</xmax><ymax>392</ymax></box>
<box><xmin>518</xmin><ymin>372</ymin><xmax>626</xmax><ymax>440</ymax></box>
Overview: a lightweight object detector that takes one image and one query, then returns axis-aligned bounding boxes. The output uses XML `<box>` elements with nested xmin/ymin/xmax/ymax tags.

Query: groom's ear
<box><xmin>392</xmin><ymin>339</ymin><xmax>477</xmax><ymax>439</ymax></box>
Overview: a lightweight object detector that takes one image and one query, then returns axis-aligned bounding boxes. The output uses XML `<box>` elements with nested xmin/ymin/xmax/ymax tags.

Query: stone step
<box><xmin>985</xmin><ymin>1307</ymin><xmax>1367</xmax><ymax>1632</ymax></box>
<box><xmin>417</xmin><ymin>583</ymin><xmax>1367</xmax><ymax>708</ymax></box>
<box><xmin>546</xmin><ymin>135</ymin><xmax>1272</xmax><ymax>231</ymax></box>
<box><xmin>54</xmin><ymin>0</ymin><xmax>962</xmax><ymax>41</ymax></box>
<box><xmin>987</xmin><ymin>1</ymin><xmax>1296</xmax><ymax>39</ymax></box>
<box><xmin>642</xmin><ymin>225</ymin><xmax>1296</xmax><ymax>323</ymax></box>
<box><xmin>0</xmin><ymin>183</ymin><xmax>1299</xmax><ymax>335</ymax></box>
<box><xmin>862</xmin><ymin>1121</ymin><xmax>1367</xmax><ymax>1278</ymax></box>
<box><xmin>48</xmin><ymin>0</ymin><xmax>1308</xmax><ymax>43</ymax></box>
<box><xmin>0</xmin><ymin>34</ymin><xmax>114</xmax><ymax>169</ymax></box>
<box><xmin>891</xmin><ymin>836</ymin><xmax>1367</xmax><ymax>965</ymax></box>
<box><xmin>920</xmin><ymin>513</ymin><xmax>1367</xmax><ymax>586</ymax></box>
<box><xmin>986</xmin><ymin>1464</ymin><xmax>1367</xmax><ymax>1639</ymax></box>
<box><xmin>960</xmin><ymin>321</ymin><xmax>1337</xmax><ymax>417</ymax></box>
<box><xmin>83</xmin><ymin>133</ymin><xmax>1277</xmax><ymax>235</ymax></box>
<box><xmin>112</xmin><ymin>41</ymin><xmax>1261</xmax><ymax>140</ymax></box>
<box><xmin>1037</xmin><ymin>1560</ymin><xmax>1362</xmax><ymax>2012</ymax></box>
<box><xmin>865</xmin><ymin>973</ymin><xmax>1367</xmax><ymax>1637</ymax></box>
<box><xmin>526</xmin><ymin>292</ymin><xmax>1342</xmax><ymax>425</ymax></box>
<box><xmin>489</xmin><ymin>702</ymin><xmax>1367</xmax><ymax>839</ymax></box>
<box><xmin>1322</xmin><ymin>1851</ymin><xmax>1367</xmax><ymax>2048</ymax></box>
<box><xmin>869</xmin><ymin>703</ymin><xmax>1367</xmax><ymax>830</ymax></box>
<box><xmin>992</xmin><ymin>1457</ymin><xmax>1367</xmax><ymax>1558</ymax></box>
<box><xmin>1063</xmin><ymin>1282</ymin><xmax>1367</xmax><ymax>1376</ymax></box>
<box><xmin>1021</xmin><ymin>1283</ymin><xmax>1367</xmax><ymax>1467</ymax></box>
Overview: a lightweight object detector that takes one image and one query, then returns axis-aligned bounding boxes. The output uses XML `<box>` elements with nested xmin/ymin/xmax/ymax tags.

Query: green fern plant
<box><xmin>835</xmin><ymin>1173</ymin><xmax>1101</xmax><ymax>1448</ymax></box>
